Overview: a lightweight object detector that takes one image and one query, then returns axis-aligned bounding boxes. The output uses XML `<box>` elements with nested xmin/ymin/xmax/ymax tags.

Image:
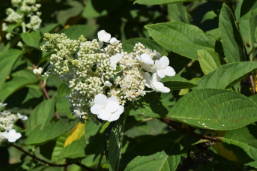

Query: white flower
<box><xmin>136</xmin><ymin>53</ymin><xmax>154</xmax><ymax>72</ymax></box>
<box><xmin>145</xmin><ymin>72</ymin><xmax>170</xmax><ymax>93</ymax></box>
<box><xmin>0</xmin><ymin>103</ymin><xmax>7</xmax><ymax>108</ymax></box>
<box><xmin>17</xmin><ymin>113</ymin><xmax>28</xmax><ymax>120</ymax></box>
<box><xmin>155</xmin><ymin>56</ymin><xmax>176</xmax><ymax>78</ymax></box>
<box><xmin>110</xmin><ymin>53</ymin><xmax>122</xmax><ymax>69</ymax></box>
<box><xmin>2</xmin><ymin>129</ymin><xmax>21</xmax><ymax>143</ymax></box>
<box><xmin>90</xmin><ymin>94</ymin><xmax>124</xmax><ymax>122</ymax></box>
<box><xmin>33</xmin><ymin>67</ymin><xmax>43</xmax><ymax>75</ymax></box>
<box><xmin>97</xmin><ymin>30</ymin><xmax>111</xmax><ymax>42</ymax></box>
<box><xmin>110</xmin><ymin>38</ymin><xmax>120</xmax><ymax>45</ymax></box>
<box><xmin>17</xmin><ymin>41</ymin><xmax>23</xmax><ymax>48</ymax></box>
<box><xmin>73</xmin><ymin>110</ymin><xmax>86</xmax><ymax>118</ymax></box>
<box><xmin>104</xmin><ymin>81</ymin><xmax>112</xmax><ymax>87</ymax></box>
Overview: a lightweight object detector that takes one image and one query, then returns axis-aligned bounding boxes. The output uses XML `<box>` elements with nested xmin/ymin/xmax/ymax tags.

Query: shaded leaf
<box><xmin>237</xmin><ymin>7</ymin><xmax>257</xmax><ymax>23</ymax></box>
<box><xmin>162</xmin><ymin>75</ymin><xmax>197</xmax><ymax>90</ymax></box>
<box><xmin>59</xmin><ymin>25</ymin><xmax>97</xmax><ymax>40</ymax></box>
<box><xmin>167</xmin><ymin>89</ymin><xmax>257</xmax><ymax>130</ymax></box>
<box><xmin>145</xmin><ymin>22</ymin><xmax>219</xmax><ymax>60</ymax></box>
<box><xmin>134</xmin><ymin>0</ymin><xmax>198</xmax><ymax>5</ymax></box>
<box><xmin>196</xmin><ymin>61</ymin><xmax>257</xmax><ymax>89</ymax></box>
<box><xmin>21</xmin><ymin>31</ymin><xmax>41</xmax><ymax>48</ymax></box>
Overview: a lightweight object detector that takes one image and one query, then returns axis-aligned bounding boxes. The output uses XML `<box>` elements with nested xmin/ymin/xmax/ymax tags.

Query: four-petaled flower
<box><xmin>2</xmin><ymin>129</ymin><xmax>21</xmax><ymax>143</ymax></box>
<box><xmin>155</xmin><ymin>56</ymin><xmax>176</xmax><ymax>78</ymax></box>
<box><xmin>145</xmin><ymin>72</ymin><xmax>170</xmax><ymax>93</ymax></box>
<box><xmin>110</xmin><ymin>53</ymin><xmax>122</xmax><ymax>69</ymax></box>
<box><xmin>17</xmin><ymin>113</ymin><xmax>28</xmax><ymax>120</ymax></box>
<box><xmin>97</xmin><ymin>30</ymin><xmax>111</xmax><ymax>42</ymax></box>
<box><xmin>136</xmin><ymin>53</ymin><xmax>154</xmax><ymax>72</ymax></box>
<box><xmin>90</xmin><ymin>94</ymin><xmax>124</xmax><ymax>122</ymax></box>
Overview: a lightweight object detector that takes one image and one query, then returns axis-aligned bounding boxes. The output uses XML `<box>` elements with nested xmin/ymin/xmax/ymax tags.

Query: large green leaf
<box><xmin>125</xmin><ymin>139</ymin><xmax>181</xmax><ymax>171</ymax></box>
<box><xmin>25</xmin><ymin>119</ymin><xmax>78</xmax><ymax>145</ymax></box>
<box><xmin>196</xmin><ymin>61</ymin><xmax>257</xmax><ymax>89</ymax></box>
<box><xmin>222</xmin><ymin>124</ymin><xmax>257</xmax><ymax>168</ymax></box>
<box><xmin>167</xmin><ymin>3</ymin><xmax>191</xmax><ymax>23</ymax></box>
<box><xmin>109</xmin><ymin>110</ymin><xmax>130</xmax><ymax>171</ymax></box>
<box><xmin>237</xmin><ymin>8</ymin><xmax>257</xmax><ymax>23</ymax></box>
<box><xmin>122</xmin><ymin>38</ymin><xmax>167</xmax><ymax>55</ymax></box>
<box><xmin>167</xmin><ymin>89</ymin><xmax>257</xmax><ymax>130</ymax></box>
<box><xmin>219</xmin><ymin>4</ymin><xmax>245</xmax><ymax>63</ymax></box>
<box><xmin>0</xmin><ymin>49</ymin><xmax>22</xmax><ymax>85</ymax></box>
<box><xmin>21</xmin><ymin>31</ymin><xmax>41</xmax><ymax>48</ymax></box>
<box><xmin>197</xmin><ymin>49</ymin><xmax>221</xmax><ymax>75</ymax></box>
<box><xmin>59</xmin><ymin>25</ymin><xmax>97</xmax><ymax>40</ymax></box>
<box><xmin>162</xmin><ymin>75</ymin><xmax>197</xmax><ymax>90</ymax></box>
<box><xmin>134</xmin><ymin>0</ymin><xmax>198</xmax><ymax>5</ymax></box>
<box><xmin>26</xmin><ymin>98</ymin><xmax>55</xmax><ymax>135</ymax></box>
<box><xmin>145</xmin><ymin>22</ymin><xmax>218</xmax><ymax>60</ymax></box>
<box><xmin>40</xmin><ymin>23</ymin><xmax>59</xmax><ymax>35</ymax></box>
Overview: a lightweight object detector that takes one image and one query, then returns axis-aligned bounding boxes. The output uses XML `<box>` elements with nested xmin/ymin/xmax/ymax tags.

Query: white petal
<box><xmin>107</xmin><ymin>96</ymin><xmax>119</xmax><ymax>104</ymax></box>
<box><xmin>8</xmin><ymin>138</ymin><xmax>17</xmax><ymax>143</ymax></box>
<box><xmin>145</xmin><ymin>72</ymin><xmax>151</xmax><ymax>88</ymax></box>
<box><xmin>160</xmin><ymin>56</ymin><xmax>169</xmax><ymax>68</ymax></box>
<box><xmin>108</xmin><ymin>114</ymin><xmax>120</xmax><ymax>122</ymax></box>
<box><xmin>9</xmin><ymin>129</ymin><xmax>16</xmax><ymax>135</ymax></box>
<box><xmin>159</xmin><ymin>87</ymin><xmax>170</xmax><ymax>93</ymax></box>
<box><xmin>164</xmin><ymin>66</ymin><xmax>176</xmax><ymax>76</ymax></box>
<box><xmin>104</xmin><ymin>81</ymin><xmax>112</xmax><ymax>87</ymax></box>
<box><xmin>98</xmin><ymin>42</ymin><xmax>104</xmax><ymax>48</ymax></box>
<box><xmin>112</xmin><ymin>105</ymin><xmax>124</xmax><ymax>116</ymax></box>
<box><xmin>90</xmin><ymin>104</ymin><xmax>103</xmax><ymax>115</ymax></box>
<box><xmin>94</xmin><ymin>94</ymin><xmax>108</xmax><ymax>107</ymax></box>
<box><xmin>142</xmin><ymin>64</ymin><xmax>154</xmax><ymax>72</ymax></box>
<box><xmin>110</xmin><ymin>61</ymin><xmax>117</xmax><ymax>69</ymax></box>
<box><xmin>103</xmin><ymin>33</ymin><xmax>111</xmax><ymax>42</ymax></box>
<box><xmin>141</xmin><ymin>54</ymin><xmax>154</xmax><ymax>65</ymax></box>
<box><xmin>105</xmin><ymin>101</ymin><xmax>119</xmax><ymax>113</ymax></box>
<box><xmin>157</xmin><ymin>69</ymin><xmax>166</xmax><ymax>78</ymax></box>
<box><xmin>97</xmin><ymin>30</ymin><xmax>106</xmax><ymax>41</ymax></box>
<box><xmin>155</xmin><ymin>60</ymin><xmax>162</xmax><ymax>69</ymax></box>
<box><xmin>2</xmin><ymin>132</ymin><xmax>9</xmax><ymax>139</ymax></box>
<box><xmin>110</xmin><ymin>38</ymin><xmax>119</xmax><ymax>44</ymax></box>
<box><xmin>97</xmin><ymin>110</ymin><xmax>112</xmax><ymax>121</ymax></box>
<box><xmin>152</xmin><ymin>73</ymin><xmax>161</xmax><ymax>82</ymax></box>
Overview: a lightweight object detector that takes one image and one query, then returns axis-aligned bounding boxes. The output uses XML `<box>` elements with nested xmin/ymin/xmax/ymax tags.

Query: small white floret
<box><xmin>97</xmin><ymin>30</ymin><xmax>111</xmax><ymax>42</ymax></box>
<box><xmin>104</xmin><ymin>81</ymin><xmax>112</xmax><ymax>87</ymax></box>
<box><xmin>33</xmin><ymin>67</ymin><xmax>43</xmax><ymax>75</ymax></box>
<box><xmin>2</xmin><ymin>129</ymin><xmax>21</xmax><ymax>143</ymax></box>
<box><xmin>155</xmin><ymin>56</ymin><xmax>176</xmax><ymax>78</ymax></box>
<box><xmin>17</xmin><ymin>113</ymin><xmax>28</xmax><ymax>120</ymax></box>
<box><xmin>90</xmin><ymin>94</ymin><xmax>124</xmax><ymax>122</ymax></box>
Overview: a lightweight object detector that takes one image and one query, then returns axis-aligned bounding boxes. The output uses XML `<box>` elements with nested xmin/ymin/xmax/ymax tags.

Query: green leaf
<box><xmin>57</xmin><ymin>1</ymin><xmax>84</xmax><ymax>25</ymax></box>
<box><xmin>59</xmin><ymin>136</ymin><xmax>86</xmax><ymax>159</ymax></box>
<box><xmin>167</xmin><ymin>89</ymin><xmax>257</xmax><ymax>130</ymax></box>
<box><xmin>222</xmin><ymin>124</ymin><xmax>257</xmax><ymax>168</ymax></box>
<box><xmin>167</xmin><ymin>3</ymin><xmax>191</xmax><ymax>23</ymax></box>
<box><xmin>25</xmin><ymin>119</ymin><xmax>78</xmax><ymax>145</ymax></box>
<box><xmin>109</xmin><ymin>109</ymin><xmax>130</xmax><ymax>171</ymax></box>
<box><xmin>197</xmin><ymin>49</ymin><xmax>221</xmax><ymax>75</ymax></box>
<box><xmin>59</xmin><ymin>25</ymin><xmax>97</xmax><ymax>40</ymax></box>
<box><xmin>0</xmin><ymin>49</ymin><xmax>22</xmax><ymax>85</ymax></box>
<box><xmin>125</xmin><ymin>139</ymin><xmax>181</xmax><ymax>171</ymax></box>
<box><xmin>122</xmin><ymin>38</ymin><xmax>167</xmax><ymax>55</ymax></box>
<box><xmin>196</xmin><ymin>61</ymin><xmax>257</xmax><ymax>89</ymax></box>
<box><xmin>0</xmin><ymin>75</ymin><xmax>38</xmax><ymax>102</ymax></box>
<box><xmin>219</xmin><ymin>4</ymin><xmax>245</xmax><ymax>63</ymax></box>
<box><xmin>130</xmin><ymin>93</ymin><xmax>168</xmax><ymax>118</ymax></box>
<box><xmin>40</xmin><ymin>23</ymin><xmax>59</xmax><ymax>35</ymax></box>
<box><xmin>20</xmin><ymin>31</ymin><xmax>41</xmax><ymax>48</ymax></box>
<box><xmin>206</xmin><ymin>28</ymin><xmax>221</xmax><ymax>40</ymax></box>
<box><xmin>57</xmin><ymin>83</ymin><xmax>71</xmax><ymax>97</ymax></box>
<box><xmin>161</xmin><ymin>75</ymin><xmax>197</xmax><ymax>90</ymax></box>
<box><xmin>145</xmin><ymin>22</ymin><xmax>219</xmax><ymax>60</ymax></box>
<box><xmin>237</xmin><ymin>7</ymin><xmax>257</xmax><ymax>23</ymax></box>
<box><xmin>134</xmin><ymin>0</ymin><xmax>198</xmax><ymax>5</ymax></box>
<box><xmin>26</xmin><ymin>98</ymin><xmax>55</xmax><ymax>135</ymax></box>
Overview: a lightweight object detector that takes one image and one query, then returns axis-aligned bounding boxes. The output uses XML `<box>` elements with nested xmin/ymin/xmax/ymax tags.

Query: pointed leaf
<box><xmin>26</xmin><ymin>98</ymin><xmax>55</xmax><ymax>135</ymax></box>
<box><xmin>59</xmin><ymin>25</ymin><xmax>97</xmax><ymax>40</ymax></box>
<box><xmin>21</xmin><ymin>31</ymin><xmax>41</xmax><ymax>48</ymax></box>
<box><xmin>197</xmin><ymin>49</ymin><xmax>221</xmax><ymax>75</ymax></box>
<box><xmin>196</xmin><ymin>61</ymin><xmax>257</xmax><ymax>89</ymax></box>
<box><xmin>167</xmin><ymin>89</ymin><xmax>257</xmax><ymax>130</ymax></box>
<box><xmin>0</xmin><ymin>49</ymin><xmax>22</xmax><ymax>85</ymax></box>
<box><xmin>145</xmin><ymin>22</ymin><xmax>219</xmax><ymax>60</ymax></box>
<box><xmin>219</xmin><ymin>4</ymin><xmax>245</xmax><ymax>63</ymax></box>
<box><xmin>125</xmin><ymin>139</ymin><xmax>181</xmax><ymax>171</ymax></box>
<box><xmin>237</xmin><ymin>8</ymin><xmax>257</xmax><ymax>23</ymax></box>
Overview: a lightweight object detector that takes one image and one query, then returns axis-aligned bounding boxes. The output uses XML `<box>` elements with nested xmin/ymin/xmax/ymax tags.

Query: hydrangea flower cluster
<box><xmin>0</xmin><ymin>103</ymin><xmax>27</xmax><ymax>143</ymax></box>
<box><xmin>2</xmin><ymin>0</ymin><xmax>42</xmax><ymax>40</ymax></box>
<box><xmin>40</xmin><ymin>30</ymin><xmax>176</xmax><ymax>122</ymax></box>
